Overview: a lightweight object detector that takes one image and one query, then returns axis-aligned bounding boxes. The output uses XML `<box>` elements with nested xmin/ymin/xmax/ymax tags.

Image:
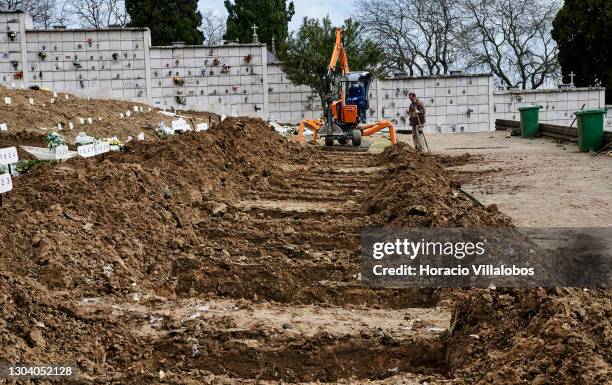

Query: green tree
<box><xmin>552</xmin><ymin>0</ymin><xmax>612</xmax><ymax>103</ymax></box>
<box><xmin>224</xmin><ymin>0</ymin><xmax>295</xmax><ymax>53</ymax></box>
<box><xmin>125</xmin><ymin>0</ymin><xmax>203</xmax><ymax>46</ymax></box>
<box><xmin>282</xmin><ymin>16</ymin><xmax>385</xmax><ymax>107</ymax></box>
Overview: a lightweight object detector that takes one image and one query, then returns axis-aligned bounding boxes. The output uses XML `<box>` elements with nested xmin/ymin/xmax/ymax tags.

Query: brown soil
<box><xmin>0</xmin><ymin>85</ymin><xmax>217</xmax><ymax>156</ymax></box>
<box><xmin>0</xmin><ymin>89</ymin><xmax>609</xmax><ymax>384</ymax></box>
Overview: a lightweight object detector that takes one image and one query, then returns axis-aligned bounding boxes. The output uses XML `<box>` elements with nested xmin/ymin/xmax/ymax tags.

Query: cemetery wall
<box><xmin>493</xmin><ymin>88</ymin><xmax>607</xmax><ymax>128</ymax></box>
<box><xmin>0</xmin><ymin>11</ymin><xmax>607</xmax><ymax>132</ymax></box>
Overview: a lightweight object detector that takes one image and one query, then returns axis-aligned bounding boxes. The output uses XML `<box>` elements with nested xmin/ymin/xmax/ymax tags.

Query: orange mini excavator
<box><xmin>296</xmin><ymin>28</ymin><xmax>397</xmax><ymax>147</ymax></box>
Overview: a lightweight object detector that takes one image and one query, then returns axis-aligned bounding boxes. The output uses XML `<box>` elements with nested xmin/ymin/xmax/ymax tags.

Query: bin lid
<box><xmin>517</xmin><ymin>105</ymin><xmax>543</xmax><ymax>111</ymax></box>
<box><xmin>574</xmin><ymin>108</ymin><xmax>608</xmax><ymax>116</ymax></box>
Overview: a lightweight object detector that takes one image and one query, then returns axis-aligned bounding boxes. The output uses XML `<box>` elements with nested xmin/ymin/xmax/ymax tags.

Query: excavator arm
<box><xmin>327</xmin><ymin>28</ymin><xmax>350</xmax><ymax>76</ymax></box>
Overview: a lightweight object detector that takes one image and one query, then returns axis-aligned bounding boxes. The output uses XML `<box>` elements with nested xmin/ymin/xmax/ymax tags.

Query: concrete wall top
<box><xmin>26</xmin><ymin>27</ymin><xmax>149</xmax><ymax>33</ymax></box>
<box><xmin>389</xmin><ymin>72</ymin><xmax>492</xmax><ymax>80</ymax></box>
<box><xmin>154</xmin><ymin>43</ymin><xmax>265</xmax><ymax>49</ymax></box>
<box><xmin>494</xmin><ymin>87</ymin><xmax>606</xmax><ymax>95</ymax></box>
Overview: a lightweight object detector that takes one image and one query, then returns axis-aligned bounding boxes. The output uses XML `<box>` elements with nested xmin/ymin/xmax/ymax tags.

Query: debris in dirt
<box><xmin>210</xmin><ymin>202</ymin><xmax>228</xmax><ymax>216</ymax></box>
<box><xmin>283</xmin><ymin>225</ymin><xmax>296</xmax><ymax>235</ymax></box>
<box><xmin>31</xmin><ymin>234</ymin><xmax>42</xmax><ymax>247</ymax></box>
<box><xmin>27</xmin><ymin>329</ymin><xmax>46</xmax><ymax>348</ymax></box>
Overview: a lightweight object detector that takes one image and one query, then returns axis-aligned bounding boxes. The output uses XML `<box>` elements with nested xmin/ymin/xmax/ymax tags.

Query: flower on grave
<box><xmin>244</xmin><ymin>54</ymin><xmax>253</xmax><ymax>63</ymax></box>
<box><xmin>7</xmin><ymin>31</ymin><xmax>16</xmax><ymax>40</ymax></box>
<box><xmin>155</xmin><ymin>124</ymin><xmax>168</xmax><ymax>139</ymax></box>
<box><xmin>221</xmin><ymin>64</ymin><xmax>231</xmax><ymax>74</ymax></box>
<box><xmin>105</xmin><ymin>137</ymin><xmax>123</xmax><ymax>146</ymax></box>
<box><xmin>13</xmin><ymin>71</ymin><xmax>23</xmax><ymax>79</ymax></box>
<box><xmin>212</xmin><ymin>58</ymin><xmax>220</xmax><ymax>66</ymax></box>
<box><xmin>173</xmin><ymin>76</ymin><xmax>185</xmax><ymax>86</ymax></box>
<box><xmin>175</xmin><ymin>95</ymin><xmax>186</xmax><ymax>105</ymax></box>
<box><xmin>104</xmin><ymin>136</ymin><xmax>124</xmax><ymax>151</ymax></box>
<box><xmin>38</xmin><ymin>51</ymin><xmax>47</xmax><ymax>60</ymax></box>
<box><xmin>75</xmin><ymin>132</ymin><xmax>96</xmax><ymax>146</ymax></box>
<box><xmin>47</xmin><ymin>132</ymin><xmax>66</xmax><ymax>149</ymax></box>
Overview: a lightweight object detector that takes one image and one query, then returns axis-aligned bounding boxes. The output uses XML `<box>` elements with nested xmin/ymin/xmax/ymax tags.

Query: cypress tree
<box><xmin>224</xmin><ymin>0</ymin><xmax>295</xmax><ymax>53</ymax></box>
<box><xmin>552</xmin><ymin>0</ymin><xmax>611</xmax><ymax>103</ymax></box>
<box><xmin>126</xmin><ymin>0</ymin><xmax>204</xmax><ymax>46</ymax></box>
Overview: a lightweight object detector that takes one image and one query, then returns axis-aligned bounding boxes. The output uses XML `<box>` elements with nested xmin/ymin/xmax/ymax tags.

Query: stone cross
<box><xmin>569</xmin><ymin>71</ymin><xmax>575</xmax><ymax>85</ymax></box>
<box><xmin>251</xmin><ymin>24</ymin><xmax>259</xmax><ymax>43</ymax></box>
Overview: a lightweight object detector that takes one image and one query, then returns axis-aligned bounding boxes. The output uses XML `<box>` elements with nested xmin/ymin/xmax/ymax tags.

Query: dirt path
<box><xmin>398</xmin><ymin>131</ymin><xmax>612</xmax><ymax>227</ymax></box>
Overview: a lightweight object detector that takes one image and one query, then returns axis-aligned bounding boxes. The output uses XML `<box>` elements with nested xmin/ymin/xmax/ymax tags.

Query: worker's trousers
<box><xmin>412</xmin><ymin>124</ymin><xmax>427</xmax><ymax>153</ymax></box>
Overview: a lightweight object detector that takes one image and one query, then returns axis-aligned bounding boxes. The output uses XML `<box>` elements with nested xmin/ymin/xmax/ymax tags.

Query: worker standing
<box><xmin>408</xmin><ymin>92</ymin><xmax>428</xmax><ymax>153</ymax></box>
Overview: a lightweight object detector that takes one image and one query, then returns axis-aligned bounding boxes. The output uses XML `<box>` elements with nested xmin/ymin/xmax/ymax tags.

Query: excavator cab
<box><xmin>342</xmin><ymin>71</ymin><xmax>372</xmax><ymax>124</ymax></box>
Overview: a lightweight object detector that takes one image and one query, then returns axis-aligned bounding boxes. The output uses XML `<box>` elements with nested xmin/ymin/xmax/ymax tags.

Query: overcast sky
<box><xmin>198</xmin><ymin>0</ymin><xmax>353</xmax><ymax>31</ymax></box>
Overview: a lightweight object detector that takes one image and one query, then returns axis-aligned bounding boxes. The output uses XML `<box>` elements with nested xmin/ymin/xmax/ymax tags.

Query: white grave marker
<box><xmin>120</xmin><ymin>113</ymin><xmax>124</xmax><ymax>119</ymax></box>
<box><xmin>29</xmin><ymin>97</ymin><xmax>34</xmax><ymax>105</ymax></box>
<box><xmin>87</xmin><ymin>118</ymin><xmax>93</xmax><ymax>124</ymax></box>
<box><xmin>55</xmin><ymin>145</ymin><xmax>70</xmax><ymax>160</ymax></box>
<box><xmin>0</xmin><ymin>147</ymin><xmax>18</xmax><ymax>166</ymax></box>
<box><xmin>133</xmin><ymin>106</ymin><xmax>139</xmax><ymax>112</ymax></box>
<box><xmin>57</xmin><ymin>123</ymin><xmax>63</xmax><ymax>130</ymax></box>
<box><xmin>196</xmin><ymin>123</ymin><xmax>209</xmax><ymax>132</ymax></box>
<box><xmin>0</xmin><ymin>173</ymin><xmax>12</xmax><ymax>194</ymax></box>
<box><xmin>79</xmin><ymin>118</ymin><xmax>85</xmax><ymax>124</ymax></box>
<box><xmin>68</xmin><ymin>122</ymin><xmax>74</xmax><ymax>130</ymax></box>
<box><xmin>50</xmin><ymin>98</ymin><xmax>55</xmax><ymax>104</ymax></box>
<box><xmin>4</xmin><ymin>97</ymin><xmax>11</xmax><ymax>105</ymax></box>
<box><xmin>172</xmin><ymin>118</ymin><xmax>190</xmax><ymax>132</ymax></box>
<box><xmin>53</xmin><ymin>92</ymin><xmax>58</xmax><ymax>98</ymax></box>
<box><xmin>77</xmin><ymin>144</ymin><xmax>96</xmax><ymax>158</ymax></box>
<box><xmin>94</xmin><ymin>142</ymin><xmax>110</xmax><ymax>155</ymax></box>
<box><xmin>126</xmin><ymin>111</ymin><xmax>131</xmax><ymax>118</ymax></box>
<box><xmin>65</xmin><ymin>94</ymin><xmax>69</xmax><ymax>100</ymax></box>
<box><xmin>137</xmin><ymin>132</ymin><xmax>145</xmax><ymax>141</ymax></box>
<box><xmin>0</xmin><ymin>123</ymin><xmax>7</xmax><ymax>131</ymax></box>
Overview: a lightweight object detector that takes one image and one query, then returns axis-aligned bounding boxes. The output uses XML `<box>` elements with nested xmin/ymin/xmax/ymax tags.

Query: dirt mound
<box><xmin>447</xmin><ymin>288</ymin><xmax>611</xmax><ymax>384</ymax></box>
<box><xmin>0</xmin><ymin>85</ymin><xmax>216</xmax><ymax>149</ymax></box>
<box><xmin>364</xmin><ymin>143</ymin><xmax>511</xmax><ymax>227</ymax></box>
<box><xmin>0</xmin><ymin>117</ymin><xmax>289</xmax><ymax>298</ymax></box>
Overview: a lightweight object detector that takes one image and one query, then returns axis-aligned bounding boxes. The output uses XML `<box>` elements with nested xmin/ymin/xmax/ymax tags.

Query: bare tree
<box><xmin>461</xmin><ymin>0</ymin><xmax>560</xmax><ymax>89</ymax></box>
<box><xmin>1</xmin><ymin>0</ymin><xmax>57</xmax><ymax>27</ymax></box>
<box><xmin>200</xmin><ymin>9</ymin><xmax>225</xmax><ymax>45</ymax></box>
<box><xmin>66</xmin><ymin>0</ymin><xmax>128</xmax><ymax>28</ymax></box>
<box><xmin>355</xmin><ymin>0</ymin><xmax>462</xmax><ymax>76</ymax></box>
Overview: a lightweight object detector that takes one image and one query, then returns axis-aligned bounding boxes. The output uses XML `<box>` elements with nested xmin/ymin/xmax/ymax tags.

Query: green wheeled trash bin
<box><xmin>574</xmin><ymin>108</ymin><xmax>608</xmax><ymax>152</ymax></box>
<box><xmin>518</xmin><ymin>105</ymin><xmax>543</xmax><ymax>138</ymax></box>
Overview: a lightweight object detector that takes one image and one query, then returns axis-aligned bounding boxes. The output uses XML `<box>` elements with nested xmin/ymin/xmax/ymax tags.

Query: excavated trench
<box><xmin>162</xmin><ymin>148</ymin><xmax>449</xmax><ymax>382</ymax></box>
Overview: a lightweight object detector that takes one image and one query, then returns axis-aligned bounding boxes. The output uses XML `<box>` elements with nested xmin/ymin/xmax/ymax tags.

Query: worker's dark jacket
<box><xmin>347</xmin><ymin>85</ymin><xmax>367</xmax><ymax>109</ymax></box>
<box><xmin>409</xmin><ymin>99</ymin><xmax>426</xmax><ymax>126</ymax></box>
